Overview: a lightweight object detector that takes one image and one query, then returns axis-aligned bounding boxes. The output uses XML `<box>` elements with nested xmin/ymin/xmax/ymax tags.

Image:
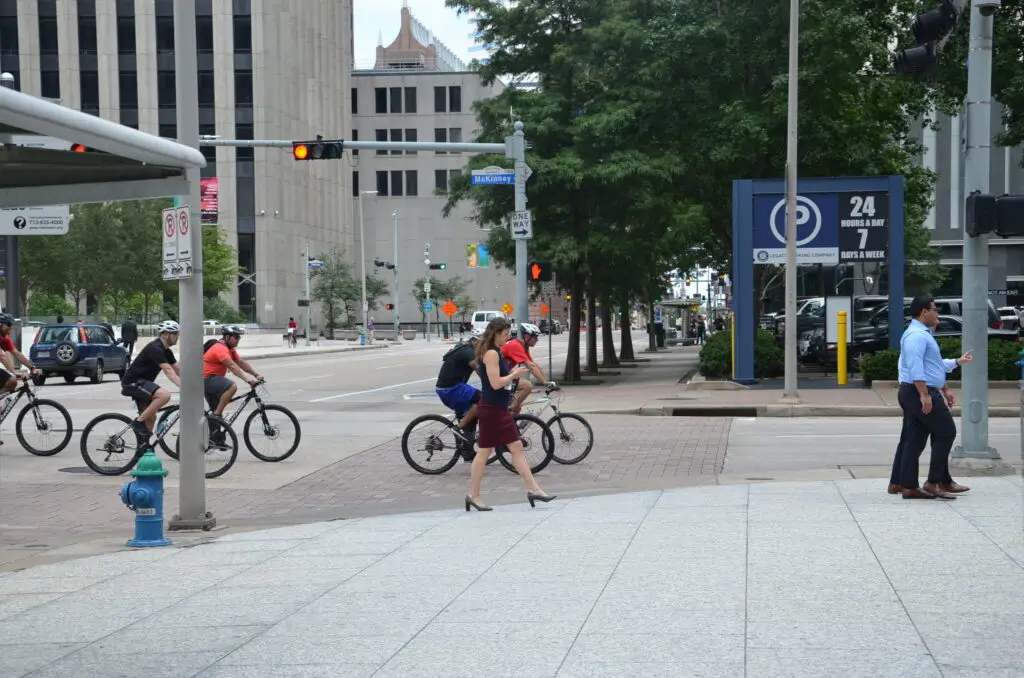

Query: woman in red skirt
<box><xmin>465</xmin><ymin>317</ymin><xmax>556</xmax><ymax>511</ymax></box>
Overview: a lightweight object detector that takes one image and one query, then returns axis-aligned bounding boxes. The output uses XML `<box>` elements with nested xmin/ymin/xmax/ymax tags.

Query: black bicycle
<box><xmin>80</xmin><ymin>400</ymin><xmax>238</xmax><ymax>478</ymax></box>
<box><xmin>157</xmin><ymin>382</ymin><xmax>300</xmax><ymax>463</ymax></box>
<box><xmin>1</xmin><ymin>377</ymin><xmax>73</xmax><ymax>456</ymax></box>
<box><xmin>401</xmin><ymin>411</ymin><xmax>554</xmax><ymax>475</ymax></box>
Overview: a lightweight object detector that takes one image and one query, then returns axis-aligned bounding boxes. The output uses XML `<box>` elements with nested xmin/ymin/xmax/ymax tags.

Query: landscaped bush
<box><xmin>860</xmin><ymin>339</ymin><xmax>1024</xmax><ymax>386</ymax></box>
<box><xmin>698</xmin><ymin>329</ymin><xmax>785</xmax><ymax>379</ymax></box>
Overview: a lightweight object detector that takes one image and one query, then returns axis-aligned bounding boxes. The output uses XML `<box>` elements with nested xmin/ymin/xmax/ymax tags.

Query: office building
<box><xmin>352</xmin><ymin>4</ymin><xmax>521</xmax><ymax>329</ymax></box>
<box><xmin>912</xmin><ymin>106</ymin><xmax>1024</xmax><ymax>307</ymax></box>
<box><xmin>0</xmin><ymin>0</ymin><xmax>353</xmax><ymax>325</ymax></box>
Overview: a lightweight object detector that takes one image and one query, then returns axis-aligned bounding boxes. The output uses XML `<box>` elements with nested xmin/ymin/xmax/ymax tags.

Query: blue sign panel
<box><xmin>471</xmin><ymin>173</ymin><xmax>515</xmax><ymax>185</ymax></box>
<box><xmin>423</xmin><ymin>301</ymin><xmax>433</xmax><ymax>312</ymax></box>
<box><xmin>752</xmin><ymin>193</ymin><xmax>839</xmax><ymax>265</ymax></box>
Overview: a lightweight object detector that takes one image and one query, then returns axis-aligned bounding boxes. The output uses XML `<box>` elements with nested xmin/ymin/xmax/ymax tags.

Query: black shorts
<box><xmin>0</xmin><ymin>368</ymin><xmax>13</xmax><ymax>386</ymax></box>
<box><xmin>204</xmin><ymin>375</ymin><xmax>235</xmax><ymax>410</ymax></box>
<box><xmin>121</xmin><ymin>379</ymin><xmax>160</xmax><ymax>412</ymax></box>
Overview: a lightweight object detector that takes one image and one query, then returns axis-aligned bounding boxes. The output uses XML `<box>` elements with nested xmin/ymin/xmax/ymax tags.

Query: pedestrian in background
<box><xmin>465</xmin><ymin>317</ymin><xmax>556</xmax><ymax>512</ymax></box>
<box><xmin>893</xmin><ymin>296</ymin><xmax>970</xmax><ymax>500</ymax></box>
<box><xmin>120</xmin><ymin>318</ymin><xmax>138</xmax><ymax>363</ymax></box>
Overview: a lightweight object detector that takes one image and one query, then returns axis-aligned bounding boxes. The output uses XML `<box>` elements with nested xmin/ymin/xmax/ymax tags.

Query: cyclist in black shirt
<box><xmin>435</xmin><ymin>329</ymin><xmax>483</xmax><ymax>458</ymax></box>
<box><xmin>121</xmin><ymin>320</ymin><xmax>181</xmax><ymax>446</ymax></box>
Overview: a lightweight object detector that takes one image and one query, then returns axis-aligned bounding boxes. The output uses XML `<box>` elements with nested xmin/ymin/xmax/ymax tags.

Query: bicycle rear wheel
<box><xmin>496</xmin><ymin>413</ymin><xmax>555</xmax><ymax>475</ymax></box>
<box><xmin>401</xmin><ymin>414</ymin><xmax>462</xmax><ymax>474</ymax></box>
<box><xmin>176</xmin><ymin>423</ymin><xmax>238</xmax><ymax>479</ymax></box>
<box><xmin>80</xmin><ymin>413</ymin><xmax>142</xmax><ymax>476</ymax></box>
<box><xmin>547</xmin><ymin>413</ymin><xmax>595</xmax><ymax>464</ymax></box>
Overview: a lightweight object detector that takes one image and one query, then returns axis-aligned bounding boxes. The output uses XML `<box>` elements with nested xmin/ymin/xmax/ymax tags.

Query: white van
<box><xmin>471</xmin><ymin>310</ymin><xmax>508</xmax><ymax>333</ymax></box>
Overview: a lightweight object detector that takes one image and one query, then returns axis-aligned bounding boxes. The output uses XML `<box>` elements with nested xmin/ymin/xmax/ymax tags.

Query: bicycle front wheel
<box><xmin>156</xmin><ymin>405</ymin><xmax>179</xmax><ymax>459</ymax></box>
<box><xmin>547</xmin><ymin>412</ymin><xmax>595</xmax><ymax>464</ymax></box>
<box><xmin>401</xmin><ymin>414</ymin><xmax>461</xmax><ymax>475</ymax></box>
<box><xmin>243</xmin><ymin>404</ymin><xmax>301</xmax><ymax>462</ymax></box>
<box><xmin>496</xmin><ymin>413</ymin><xmax>555</xmax><ymax>475</ymax></box>
<box><xmin>16</xmin><ymin>399</ymin><xmax>73</xmax><ymax>456</ymax></box>
<box><xmin>80</xmin><ymin>413</ymin><xmax>141</xmax><ymax>476</ymax></box>
<box><xmin>175</xmin><ymin>423</ymin><xmax>238</xmax><ymax>479</ymax></box>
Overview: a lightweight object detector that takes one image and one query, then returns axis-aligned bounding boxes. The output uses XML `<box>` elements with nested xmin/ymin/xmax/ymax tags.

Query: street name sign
<box><xmin>471</xmin><ymin>166</ymin><xmax>516</xmax><ymax>185</ymax></box>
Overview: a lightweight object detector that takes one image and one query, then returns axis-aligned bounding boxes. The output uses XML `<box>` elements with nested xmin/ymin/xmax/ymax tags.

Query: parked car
<box><xmin>29</xmin><ymin>324</ymin><xmax>129</xmax><ymax>385</ymax></box>
<box><xmin>539</xmin><ymin>319</ymin><xmax>562</xmax><ymax>335</ymax></box>
<box><xmin>997</xmin><ymin>306</ymin><xmax>1020</xmax><ymax>333</ymax></box>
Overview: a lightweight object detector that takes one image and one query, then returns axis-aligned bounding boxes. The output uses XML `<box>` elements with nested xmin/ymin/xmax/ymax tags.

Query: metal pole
<box><xmin>782</xmin><ymin>0</ymin><xmax>801</xmax><ymax>401</ymax></box>
<box><xmin>1</xmin><ymin>72</ymin><xmax>17</xmax><ymax>330</ymax></box>
<box><xmin>512</xmin><ymin>122</ymin><xmax>528</xmax><ymax>325</ymax></box>
<box><xmin>359</xmin><ymin>200</ymin><xmax>367</xmax><ymax>334</ymax></box>
<box><xmin>393</xmin><ymin>210</ymin><xmax>400</xmax><ymax>338</ymax></box>
<box><xmin>425</xmin><ymin>244</ymin><xmax>431</xmax><ymax>342</ymax></box>
<box><xmin>954</xmin><ymin>0</ymin><xmax>1002</xmax><ymax>463</ymax></box>
<box><xmin>303</xmin><ymin>243</ymin><xmax>310</xmax><ymax>347</ymax></box>
<box><xmin>548</xmin><ymin>295</ymin><xmax>553</xmax><ymax>378</ymax></box>
<box><xmin>168</xmin><ymin>0</ymin><xmax>214</xmax><ymax>532</ymax></box>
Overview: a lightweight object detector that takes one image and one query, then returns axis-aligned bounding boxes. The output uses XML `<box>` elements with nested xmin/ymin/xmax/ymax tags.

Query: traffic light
<box><xmin>685</xmin><ymin>276</ymin><xmax>692</xmax><ymax>285</ymax></box>
<box><xmin>292</xmin><ymin>136</ymin><xmax>344</xmax><ymax>161</ymax></box>
<box><xmin>385</xmin><ymin>303</ymin><xmax>394</xmax><ymax>310</ymax></box>
<box><xmin>528</xmin><ymin>261</ymin><xmax>553</xmax><ymax>282</ymax></box>
<box><xmin>968</xmin><ymin>192</ymin><xmax>1024</xmax><ymax>238</ymax></box>
<box><xmin>429</xmin><ymin>263</ymin><xmax>447</xmax><ymax>270</ymax></box>
<box><xmin>70</xmin><ymin>143</ymin><xmax>87</xmax><ymax>152</ymax></box>
<box><xmin>894</xmin><ymin>0</ymin><xmax>959</xmax><ymax>78</ymax></box>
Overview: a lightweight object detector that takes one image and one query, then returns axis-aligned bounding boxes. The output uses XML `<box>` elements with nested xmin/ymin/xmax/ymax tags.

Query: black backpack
<box><xmin>441</xmin><ymin>341</ymin><xmax>472</xmax><ymax>362</ymax></box>
<box><xmin>203</xmin><ymin>338</ymin><xmax>220</xmax><ymax>354</ymax></box>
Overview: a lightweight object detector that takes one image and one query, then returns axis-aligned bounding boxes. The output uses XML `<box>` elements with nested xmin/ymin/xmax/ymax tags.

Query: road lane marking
<box><xmin>309</xmin><ymin>378</ymin><xmax>435</xmax><ymax>403</ymax></box>
<box><xmin>375</xmin><ymin>364</ymin><xmax>407</xmax><ymax>370</ymax></box>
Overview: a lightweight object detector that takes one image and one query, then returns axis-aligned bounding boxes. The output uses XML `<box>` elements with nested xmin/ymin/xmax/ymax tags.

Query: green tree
<box><xmin>311</xmin><ymin>248</ymin><xmax>357</xmax><ymax>331</ymax></box>
<box><xmin>26</xmin><ymin>292</ymin><xmax>74</xmax><ymax>317</ymax></box>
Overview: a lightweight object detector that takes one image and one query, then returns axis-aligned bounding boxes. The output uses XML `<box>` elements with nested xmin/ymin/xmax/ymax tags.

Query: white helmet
<box><xmin>470</xmin><ymin>328</ymin><xmax>485</xmax><ymax>340</ymax></box>
<box><xmin>519</xmin><ymin>323</ymin><xmax>541</xmax><ymax>337</ymax></box>
<box><xmin>156</xmin><ymin>320</ymin><xmax>180</xmax><ymax>334</ymax></box>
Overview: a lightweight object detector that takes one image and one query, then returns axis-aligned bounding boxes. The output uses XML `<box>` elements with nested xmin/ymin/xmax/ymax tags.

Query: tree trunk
<box><xmin>648</xmin><ymin>302</ymin><xmax>657</xmax><ymax>351</ymax></box>
<box><xmin>562</xmin><ymin>277</ymin><xmax>583</xmax><ymax>382</ymax></box>
<box><xmin>619</xmin><ymin>292</ymin><xmax>635</xmax><ymax>361</ymax></box>
<box><xmin>600</xmin><ymin>297</ymin><xmax>618</xmax><ymax>366</ymax></box>
<box><xmin>585</xmin><ymin>294</ymin><xmax>599</xmax><ymax>374</ymax></box>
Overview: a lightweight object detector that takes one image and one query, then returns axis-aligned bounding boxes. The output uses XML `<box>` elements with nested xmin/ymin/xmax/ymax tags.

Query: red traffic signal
<box><xmin>385</xmin><ymin>303</ymin><xmax>394</xmax><ymax>310</ymax></box>
<box><xmin>529</xmin><ymin>261</ymin><xmax>552</xmax><ymax>282</ymax></box>
<box><xmin>70</xmin><ymin>143</ymin><xmax>87</xmax><ymax>152</ymax></box>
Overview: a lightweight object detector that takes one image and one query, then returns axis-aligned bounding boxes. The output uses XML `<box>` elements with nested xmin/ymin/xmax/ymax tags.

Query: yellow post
<box><xmin>730</xmin><ymin>313</ymin><xmax>736</xmax><ymax>380</ymax></box>
<box><xmin>837</xmin><ymin>310</ymin><xmax>848</xmax><ymax>386</ymax></box>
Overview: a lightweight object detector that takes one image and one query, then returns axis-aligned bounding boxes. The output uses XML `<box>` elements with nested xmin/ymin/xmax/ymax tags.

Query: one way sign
<box><xmin>511</xmin><ymin>210</ymin><xmax>532</xmax><ymax>240</ymax></box>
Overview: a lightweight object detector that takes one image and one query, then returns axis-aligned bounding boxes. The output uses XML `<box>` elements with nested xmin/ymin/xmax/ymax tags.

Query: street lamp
<box><xmin>392</xmin><ymin>210</ymin><xmax>400</xmax><ymax>338</ymax></box>
<box><xmin>358</xmin><ymin>190</ymin><xmax>378</xmax><ymax>334</ymax></box>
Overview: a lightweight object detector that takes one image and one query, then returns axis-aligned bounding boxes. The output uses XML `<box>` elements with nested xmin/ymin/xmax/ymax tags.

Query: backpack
<box><xmin>441</xmin><ymin>341</ymin><xmax>472</xmax><ymax>362</ymax></box>
<box><xmin>203</xmin><ymin>338</ymin><xmax>220</xmax><ymax>354</ymax></box>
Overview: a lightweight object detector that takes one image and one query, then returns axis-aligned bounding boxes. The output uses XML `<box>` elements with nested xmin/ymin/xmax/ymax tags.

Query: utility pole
<box><xmin>953</xmin><ymin>0</ymin><xmax>1006</xmax><ymax>468</ymax></box>
<box><xmin>168</xmin><ymin>0</ymin><xmax>214</xmax><ymax>532</ymax></box>
<box><xmin>303</xmin><ymin>244</ymin><xmax>311</xmax><ymax>347</ymax></box>
<box><xmin>782</xmin><ymin>0</ymin><xmax>801</xmax><ymax>401</ymax></box>
<box><xmin>424</xmin><ymin>243</ymin><xmax>432</xmax><ymax>341</ymax></box>
<box><xmin>0</xmin><ymin>71</ymin><xmax>18</xmax><ymax>333</ymax></box>
<box><xmin>511</xmin><ymin>122</ymin><xmax>529</xmax><ymax>325</ymax></box>
<box><xmin>392</xmin><ymin>210</ymin><xmax>400</xmax><ymax>338</ymax></box>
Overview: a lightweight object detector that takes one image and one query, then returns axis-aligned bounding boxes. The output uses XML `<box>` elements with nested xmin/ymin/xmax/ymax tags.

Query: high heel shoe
<box><xmin>465</xmin><ymin>495</ymin><xmax>493</xmax><ymax>512</ymax></box>
<box><xmin>527</xmin><ymin>492</ymin><xmax>556</xmax><ymax>508</ymax></box>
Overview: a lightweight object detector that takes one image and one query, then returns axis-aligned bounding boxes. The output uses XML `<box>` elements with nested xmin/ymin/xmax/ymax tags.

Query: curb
<box><xmin>585</xmin><ymin>404</ymin><xmax>1021</xmax><ymax>418</ymax></box>
<box><xmin>872</xmin><ymin>380</ymin><xmax>1021</xmax><ymax>390</ymax></box>
<box><xmin>244</xmin><ymin>343</ymin><xmax>391</xmax><ymax>362</ymax></box>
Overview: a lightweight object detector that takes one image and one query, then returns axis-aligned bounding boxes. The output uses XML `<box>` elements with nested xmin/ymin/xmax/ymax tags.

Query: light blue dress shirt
<box><xmin>898</xmin><ymin>319</ymin><xmax>958</xmax><ymax>388</ymax></box>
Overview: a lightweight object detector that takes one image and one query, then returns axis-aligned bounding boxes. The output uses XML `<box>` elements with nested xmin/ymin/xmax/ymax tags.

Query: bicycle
<box><xmin>0</xmin><ymin>377</ymin><xmax>73</xmax><ymax>456</ymax></box>
<box><xmin>156</xmin><ymin>381</ymin><xmax>300</xmax><ymax>463</ymax></box>
<box><xmin>520</xmin><ymin>385</ymin><xmax>595</xmax><ymax>464</ymax></box>
<box><xmin>80</xmin><ymin>399</ymin><xmax>238</xmax><ymax>478</ymax></box>
<box><xmin>401</xmin><ymin>410</ymin><xmax>554</xmax><ymax>476</ymax></box>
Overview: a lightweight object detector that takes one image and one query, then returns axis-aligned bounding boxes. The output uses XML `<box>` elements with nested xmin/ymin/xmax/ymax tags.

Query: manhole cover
<box><xmin>58</xmin><ymin>467</ymin><xmax>95</xmax><ymax>474</ymax></box>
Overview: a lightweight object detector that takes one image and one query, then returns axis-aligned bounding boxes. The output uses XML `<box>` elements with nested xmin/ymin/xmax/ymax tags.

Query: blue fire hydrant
<box><xmin>119</xmin><ymin>449</ymin><xmax>172</xmax><ymax>548</ymax></box>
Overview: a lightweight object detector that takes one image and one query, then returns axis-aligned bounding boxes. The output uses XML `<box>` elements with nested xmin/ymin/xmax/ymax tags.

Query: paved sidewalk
<box><xmin>0</xmin><ymin>477</ymin><xmax>1021</xmax><ymax>677</ymax></box>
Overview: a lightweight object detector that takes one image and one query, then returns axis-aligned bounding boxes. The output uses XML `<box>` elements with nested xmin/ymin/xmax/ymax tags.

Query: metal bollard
<box><xmin>119</xmin><ymin>449</ymin><xmax>172</xmax><ymax>547</ymax></box>
<box><xmin>837</xmin><ymin>311</ymin><xmax>848</xmax><ymax>386</ymax></box>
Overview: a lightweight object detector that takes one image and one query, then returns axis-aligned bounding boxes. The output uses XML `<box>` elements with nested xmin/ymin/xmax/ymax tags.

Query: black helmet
<box><xmin>221</xmin><ymin>324</ymin><xmax>246</xmax><ymax>337</ymax></box>
<box><xmin>0</xmin><ymin>313</ymin><xmax>13</xmax><ymax>326</ymax></box>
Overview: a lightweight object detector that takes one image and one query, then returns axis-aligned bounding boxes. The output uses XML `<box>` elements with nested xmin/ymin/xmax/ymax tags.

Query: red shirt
<box><xmin>0</xmin><ymin>335</ymin><xmax>15</xmax><ymax>352</ymax></box>
<box><xmin>288</xmin><ymin>320</ymin><xmax>297</xmax><ymax>329</ymax></box>
<box><xmin>500</xmin><ymin>339</ymin><xmax>531</xmax><ymax>366</ymax></box>
<box><xmin>203</xmin><ymin>341</ymin><xmax>240</xmax><ymax>378</ymax></box>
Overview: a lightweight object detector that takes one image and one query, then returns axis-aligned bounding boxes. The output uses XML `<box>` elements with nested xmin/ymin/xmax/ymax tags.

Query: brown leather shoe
<box><xmin>901</xmin><ymin>487</ymin><xmax>936</xmax><ymax>500</ymax></box>
<box><xmin>923</xmin><ymin>482</ymin><xmax>956</xmax><ymax>500</ymax></box>
<box><xmin>887</xmin><ymin>483</ymin><xmax>902</xmax><ymax>495</ymax></box>
<box><xmin>940</xmin><ymin>481</ymin><xmax>970</xmax><ymax>493</ymax></box>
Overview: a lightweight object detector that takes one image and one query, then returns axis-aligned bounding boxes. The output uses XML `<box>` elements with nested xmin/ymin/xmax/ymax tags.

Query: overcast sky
<box><xmin>353</xmin><ymin>0</ymin><xmax>479</xmax><ymax>68</ymax></box>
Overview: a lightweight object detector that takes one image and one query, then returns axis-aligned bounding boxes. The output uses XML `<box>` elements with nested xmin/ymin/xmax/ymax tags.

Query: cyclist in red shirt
<box><xmin>500</xmin><ymin>323</ymin><xmax>556</xmax><ymax>413</ymax></box>
<box><xmin>0</xmin><ymin>314</ymin><xmax>40</xmax><ymax>393</ymax></box>
<box><xmin>287</xmin><ymin>317</ymin><xmax>298</xmax><ymax>347</ymax></box>
<box><xmin>203</xmin><ymin>325</ymin><xmax>262</xmax><ymax>422</ymax></box>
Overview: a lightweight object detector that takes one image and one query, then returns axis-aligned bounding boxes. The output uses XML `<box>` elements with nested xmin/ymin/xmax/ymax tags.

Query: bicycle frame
<box><xmin>521</xmin><ymin>388</ymin><xmax>565</xmax><ymax>420</ymax></box>
<box><xmin>0</xmin><ymin>380</ymin><xmax>40</xmax><ymax>426</ymax></box>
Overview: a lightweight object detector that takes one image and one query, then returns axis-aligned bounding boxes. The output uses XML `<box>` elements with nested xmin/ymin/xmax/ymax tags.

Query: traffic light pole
<box><xmin>953</xmin><ymin>0</ymin><xmax>1007</xmax><ymax>469</ymax></box>
<box><xmin>303</xmin><ymin>243</ymin><xmax>311</xmax><ymax>347</ymax></box>
<box><xmin>393</xmin><ymin>210</ymin><xmax>400</xmax><ymax>338</ymax></box>
<box><xmin>201</xmin><ymin>127</ymin><xmax>533</xmax><ymax>330</ymax></box>
<box><xmin>782</xmin><ymin>0</ymin><xmax>801</xmax><ymax>402</ymax></box>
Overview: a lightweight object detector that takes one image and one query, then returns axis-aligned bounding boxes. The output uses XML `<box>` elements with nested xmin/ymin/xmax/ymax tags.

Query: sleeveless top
<box><xmin>477</xmin><ymin>348</ymin><xmax>512</xmax><ymax>408</ymax></box>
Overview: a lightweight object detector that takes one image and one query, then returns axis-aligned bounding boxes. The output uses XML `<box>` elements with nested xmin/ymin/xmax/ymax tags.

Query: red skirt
<box><xmin>476</xmin><ymin>402</ymin><xmax>520</xmax><ymax>448</ymax></box>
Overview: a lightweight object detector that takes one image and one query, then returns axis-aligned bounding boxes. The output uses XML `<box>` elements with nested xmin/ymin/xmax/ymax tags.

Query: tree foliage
<box><xmin>410</xmin><ymin>275</ymin><xmax>472</xmax><ymax>326</ymax></box>
<box><xmin>444</xmin><ymin>0</ymin><xmax>952</xmax><ymax>380</ymax></box>
<box><xmin>309</xmin><ymin>247</ymin><xmax>389</xmax><ymax>330</ymax></box>
<box><xmin>19</xmin><ymin>199</ymin><xmax>240</xmax><ymax>317</ymax></box>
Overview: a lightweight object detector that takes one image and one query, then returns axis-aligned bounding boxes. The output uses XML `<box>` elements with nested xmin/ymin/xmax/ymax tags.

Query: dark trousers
<box><xmin>893</xmin><ymin>384</ymin><xmax>956</xmax><ymax>488</ymax></box>
<box><xmin>122</xmin><ymin>340</ymin><xmax>135</xmax><ymax>362</ymax></box>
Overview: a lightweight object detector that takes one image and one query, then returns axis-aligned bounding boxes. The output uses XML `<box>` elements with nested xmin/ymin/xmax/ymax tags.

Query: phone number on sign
<box><xmin>26</xmin><ymin>218</ymin><xmax>66</xmax><ymax>226</ymax></box>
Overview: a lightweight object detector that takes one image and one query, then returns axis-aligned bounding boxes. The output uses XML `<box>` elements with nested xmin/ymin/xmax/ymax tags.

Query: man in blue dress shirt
<box><xmin>892</xmin><ymin>296</ymin><xmax>974</xmax><ymax>499</ymax></box>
